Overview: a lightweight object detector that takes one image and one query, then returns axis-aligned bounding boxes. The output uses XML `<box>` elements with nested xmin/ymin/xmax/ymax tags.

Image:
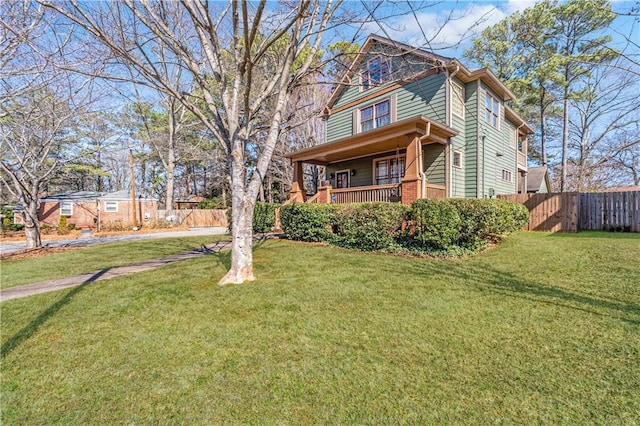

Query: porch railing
<box><xmin>331</xmin><ymin>184</ymin><xmax>402</xmax><ymax>204</ymax></box>
<box><xmin>288</xmin><ymin>182</ymin><xmax>446</xmax><ymax>204</ymax></box>
<box><xmin>517</xmin><ymin>151</ymin><xmax>527</xmax><ymax>167</ymax></box>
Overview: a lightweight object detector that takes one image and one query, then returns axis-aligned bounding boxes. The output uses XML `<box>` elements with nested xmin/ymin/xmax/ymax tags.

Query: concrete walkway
<box><xmin>0</xmin><ymin>227</ymin><xmax>229</xmax><ymax>255</ymax></box>
<box><xmin>0</xmin><ymin>239</ymin><xmax>234</xmax><ymax>302</ymax></box>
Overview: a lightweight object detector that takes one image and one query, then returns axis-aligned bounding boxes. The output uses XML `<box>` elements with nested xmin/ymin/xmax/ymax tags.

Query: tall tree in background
<box><xmin>556</xmin><ymin>0</ymin><xmax>617</xmax><ymax>191</ymax></box>
<box><xmin>0</xmin><ymin>84</ymin><xmax>95</xmax><ymax>248</ymax></box>
<box><xmin>0</xmin><ymin>2</ymin><xmax>96</xmax><ymax>248</ymax></box>
<box><xmin>466</xmin><ymin>0</ymin><xmax>620</xmax><ymax>191</ymax></box>
<box><xmin>566</xmin><ymin>66</ymin><xmax>640</xmax><ymax>190</ymax></box>
<box><xmin>42</xmin><ymin>0</ymin><xmax>341</xmax><ymax>284</ymax></box>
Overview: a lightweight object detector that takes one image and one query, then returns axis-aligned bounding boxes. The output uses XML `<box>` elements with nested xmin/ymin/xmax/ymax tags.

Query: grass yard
<box><xmin>1</xmin><ymin>231</ymin><xmax>639</xmax><ymax>424</ymax></box>
<box><xmin>0</xmin><ymin>235</ymin><xmax>227</xmax><ymax>289</ymax></box>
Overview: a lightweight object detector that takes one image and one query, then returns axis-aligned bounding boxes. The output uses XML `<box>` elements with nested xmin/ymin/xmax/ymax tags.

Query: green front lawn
<box><xmin>0</xmin><ymin>235</ymin><xmax>227</xmax><ymax>289</ymax></box>
<box><xmin>1</xmin><ymin>232</ymin><xmax>639</xmax><ymax>424</ymax></box>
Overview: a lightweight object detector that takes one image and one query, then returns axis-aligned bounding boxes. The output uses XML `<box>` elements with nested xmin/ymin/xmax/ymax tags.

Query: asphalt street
<box><xmin>0</xmin><ymin>227</ymin><xmax>229</xmax><ymax>255</ymax></box>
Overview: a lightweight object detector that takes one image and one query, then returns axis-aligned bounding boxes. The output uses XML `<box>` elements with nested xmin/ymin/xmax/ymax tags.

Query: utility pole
<box><xmin>129</xmin><ymin>148</ymin><xmax>138</xmax><ymax>229</ymax></box>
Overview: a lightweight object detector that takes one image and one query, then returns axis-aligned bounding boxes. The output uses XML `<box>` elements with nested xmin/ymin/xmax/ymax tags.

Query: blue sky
<box><xmin>337</xmin><ymin>0</ymin><xmax>639</xmax><ymax>61</ymax></box>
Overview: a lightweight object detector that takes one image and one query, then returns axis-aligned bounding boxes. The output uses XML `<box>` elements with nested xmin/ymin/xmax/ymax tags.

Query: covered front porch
<box><xmin>286</xmin><ymin>116</ymin><xmax>457</xmax><ymax>205</ymax></box>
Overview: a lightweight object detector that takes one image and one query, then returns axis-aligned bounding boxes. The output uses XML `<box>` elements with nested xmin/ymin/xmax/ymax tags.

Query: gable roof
<box><xmin>40</xmin><ymin>191</ymin><xmax>104</xmax><ymax>202</ymax></box>
<box><xmin>99</xmin><ymin>190</ymin><xmax>158</xmax><ymax>201</ymax></box>
<box><xmin>41</xmin><ymin>190</ymin><xmax>158</xmax><ymax>202</ymax></box>
<box><xmin>527</xmin><ymin>166</ymin><xmax>551</xmax><ymax>192</ymax></box>
<box><xmin>325</xmin><ymin>33</ymin><xmax>516</xmax><ymax>113</ymax></box>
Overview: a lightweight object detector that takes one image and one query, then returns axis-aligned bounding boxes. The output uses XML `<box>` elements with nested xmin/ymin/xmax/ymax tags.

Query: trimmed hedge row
<box><xmin>280</xmin><ymin>199</ymin><xmax>528</xmax><ymax>255</ymax></box>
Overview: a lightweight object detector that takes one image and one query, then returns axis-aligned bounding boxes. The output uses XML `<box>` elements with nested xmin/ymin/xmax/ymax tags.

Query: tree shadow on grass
<box><xmin>405</xmin><ymin>261</ymin><xmax>640</xmax><ymax>326</ymax></box>
<box><xmin>1</xmin><ymin>268</ymin><xmax>111</xmax><ymax>360</ymax></box>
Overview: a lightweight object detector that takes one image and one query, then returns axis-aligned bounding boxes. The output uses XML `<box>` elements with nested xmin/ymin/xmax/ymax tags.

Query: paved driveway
<box><xmin>0</xmin><ymin>227</ymin><xmax>228</xmax><ymax>255</ymax></box>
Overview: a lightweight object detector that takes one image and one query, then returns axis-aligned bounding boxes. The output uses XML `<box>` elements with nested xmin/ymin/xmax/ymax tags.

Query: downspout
<box><xmin>419</xmin><ymin>131</ymin><xmax>431</xmax><ymax>199</ymax></box>
<box><xmin>516</xmin><ymin>122</ymin><xmax>525</xmax><ymax>193</ymax></box>
<box><xmin>477</xmin><ymin>80</ymin><xmax>483</xmax><ymax>198</ymax></box>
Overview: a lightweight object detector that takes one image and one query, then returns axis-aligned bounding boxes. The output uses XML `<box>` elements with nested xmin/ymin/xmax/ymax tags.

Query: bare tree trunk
<box><xmin>24</xmin><ymin>199</ymin><xmax>41</xmax><ymax>249</ymax></box>
<box><xmin>220</xmin><ymin>153</ymin><xmax>256</xmax><ymax>285</ymax></box>
<box><xmin>561</xmin><ymin>89</ymin><xmax>570</xmax><ymax>192</ymax></box>
<box><xmin>539</xmin><ymin>89</ymin><xmax>548</xmax><ymax>166</ymax></box>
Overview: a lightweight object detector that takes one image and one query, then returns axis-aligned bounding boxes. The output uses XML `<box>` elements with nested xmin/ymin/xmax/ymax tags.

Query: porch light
<box><xmin>329</xmin><ymin>172</ymin><xmax>335</xmax><ymax>179</ymax></box>
<box><xmin>350</xmin><ymin>170</ymin><xmax>356</xmax><ymax>177</ymax></box>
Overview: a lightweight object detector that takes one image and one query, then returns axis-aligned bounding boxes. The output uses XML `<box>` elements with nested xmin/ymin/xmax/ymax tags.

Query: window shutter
<box><xmin>352</xmin><ymin>108</ymin><xmax>359</xmax><ymax>134</ymax></box>
<box><xmin>390</xmin><ymin>93</ymin><xmax>397</xmax><ymax>123</ymax></box>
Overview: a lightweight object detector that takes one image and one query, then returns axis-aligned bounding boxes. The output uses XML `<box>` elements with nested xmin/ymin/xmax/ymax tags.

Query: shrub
<box><xmin>149</xmin><ymin>219</ymin><xmax>172</xmax><ymax>229</ymax></box>
<box><xmin>2</xmin><ymin>217</ymin><xmax>11</xmax><ymax>229</ymax></box>
<box><xmin>253</xmin><ymin>202</ymin><xmax>279</xmax><ymax>233</ymax></box>
<box><xmin>332</xmin><ymin>203</ymin><xmax>409</xmax><ymax>251</ymax></box>
<box><xmin>58</xmin><ymin>215</ymin><xmax>70</xmax><ymax>235</ymax></box>
<box><xmin>101</xmin><ymin>220</ymin><xmax>131</xmax><ymax>232</ymax></box>
<box><xmin>447</xmin><ymin>199</ymin><xmax>528</xmax><ymax>249</ymax></box>
<box><xmin>280</xmin><ymin>203</ymin><xmax>336</xmax><ymax>242</ymax></box>
<box><xmin>409</xmin><ymin>199</ymin><xmax>462</xmax><ymax>250</ymax></box>
<box><xmin>10</xmin><ymin>223</ymin><xmax>24</xmax><ymax>232</ymax></box>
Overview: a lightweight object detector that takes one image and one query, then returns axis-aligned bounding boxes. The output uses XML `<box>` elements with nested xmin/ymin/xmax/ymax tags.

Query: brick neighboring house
<box><xmin>287</xmin><ymin>34</ymin><xmax>549</xmax><ymax>205</ymax></box>
<box><xmin>37</xmin><ymin>190</ymin><xmax>159</xmax><ymax>229</ymax></box>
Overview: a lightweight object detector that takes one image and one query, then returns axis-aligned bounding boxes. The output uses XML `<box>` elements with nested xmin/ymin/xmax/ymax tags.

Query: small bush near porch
<box><xmin>1</xmin><ymin>232</ymin><xmax>638</xmax><ymax>423</ymax></box>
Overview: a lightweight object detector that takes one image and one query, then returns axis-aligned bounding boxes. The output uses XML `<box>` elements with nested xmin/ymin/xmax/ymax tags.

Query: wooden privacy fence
<box><xmin>157</xmin><ymin>209</ymin><xmax>228</xmax><ymax>228</ymax></box>
<box><xmin>498</xmin><ymin>191</ymin><xmax>640</xmax><ymax>233</ymax></box>
<box><xmin>579</xmin><ymin>191</ymin><xmax>640</xmax><ymax>232</ymax></box>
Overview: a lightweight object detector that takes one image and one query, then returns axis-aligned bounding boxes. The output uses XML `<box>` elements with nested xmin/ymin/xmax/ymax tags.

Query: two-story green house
<box><xmin>287</xmin><ymin>34</ymin><xmax>539</xmax><ymax>205</ymax></box>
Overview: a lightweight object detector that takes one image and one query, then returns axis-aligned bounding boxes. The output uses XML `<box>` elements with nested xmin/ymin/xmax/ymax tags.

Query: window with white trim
<box><xmin>510</xmin><ymin>128</ymin><xmax>517</xmax><ymax>149</ymax></box>
<box><xmin>502</xmin><ymin>169</ymin><xmax>513</xmax><ymax>182</ymax></box>
<box><xmin>485</xmin><ymin>92</ymin><xmax>500</xmax><ymax>129</ymax></box>
<box><xmin>374</xmin><ymin>155</ymin><xmax>405</xmax><ymax>185</ymax></box>
<box><xmin>360</xmin><ymin>99</ymin><xmax>390</xmax><ymax>132</ymax></box>
<box><xmin>60</xmin><ymin>201</ymin><xmax>73</xmax><ymax>216</ymax></box>
<box><xmin>104</xmin><ymin>201</ymin><xmax>118</xmax><ymax>213</ymax></box>
<box><xmin>361</xmin><ymin>56</ymin><xmax>391</xmax><ymax>91</ymax></box>
<box><xmin>453</xmin><ymin>150</ymin><xmax>463</xmax><ymax>168</ymax></box>
<box><xmin>451</xmin><ymin>81</ymin><xmax>465</xmax><ymax>118</ymax></box>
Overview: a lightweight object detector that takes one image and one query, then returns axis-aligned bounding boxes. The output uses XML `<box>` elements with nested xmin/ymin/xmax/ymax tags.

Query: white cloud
<box><xmin>363</xmin><ymin>3</ymin><xmax>507</xmax><ymax>53</ymax></box>
<box><xmin>505</xmin><ymin>0</ymin><xmax>541</xmax><ymax>14</ymax></box>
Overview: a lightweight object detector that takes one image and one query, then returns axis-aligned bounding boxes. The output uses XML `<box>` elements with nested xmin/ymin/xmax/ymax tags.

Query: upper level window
<box><xmin>361</xmin><ymin>100</ymin><xmax>390</xmax><ymax>132</ymax></box>
<box><xmin>60</xmin><ymin>201</ymin><xmax>73</xmax><ymax>216</ymax></box>
<box><xmin>104</xmin><ymin>201</ymin><xmax>118</xmax><ymax>213</ymax></box>
<box><xmin>361</xmin><ymin>57</ymin><xmax>391</xmax><ymax>91</ymax></box>
<box><xmin>485</xmin><ymin>92</ymin><xmax>500</xmax><ymax>128</ymax></box>
<box><xmin>451</xmin><ymin>82</ymin><xmax>465</xmax><ymax>118</ymax></box>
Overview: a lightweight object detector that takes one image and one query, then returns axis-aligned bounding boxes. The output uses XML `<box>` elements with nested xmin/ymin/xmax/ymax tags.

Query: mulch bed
<box><xmin>0</xmin><ymin>247</ymin><xmax>82</xmax><ymax>261</ymax></box>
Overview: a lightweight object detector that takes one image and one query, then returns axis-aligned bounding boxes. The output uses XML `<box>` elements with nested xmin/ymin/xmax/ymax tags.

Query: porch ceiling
<box><xmin>287</xmin><ymin>115</ymin><xmax>457</xmax><ymax>165</ymax></box>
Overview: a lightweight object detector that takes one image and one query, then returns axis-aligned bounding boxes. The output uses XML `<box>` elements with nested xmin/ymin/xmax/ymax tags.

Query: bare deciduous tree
<box><xmin>41</xmin><ymin>0</ymin><xmax>341</xmax><ymax>284</ymax></box>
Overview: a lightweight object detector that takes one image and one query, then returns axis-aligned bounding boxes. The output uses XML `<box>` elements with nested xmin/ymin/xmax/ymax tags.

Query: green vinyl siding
<box><xmin>395</xmin><ymin>74</ymin><xmax>447</xmax><ymax>123</ymax></box>
<box><xmin>326</xmin><ymin>156</ymin><xmax>375</xmax><ymax>188</ymax></box>
<box><xmin>450</xmin><ymin>114</ymin><xmax>466</xmax><ymax>198</ymax></box>
<box><xmin>479</xmin><ymin>83</ymin><xmax>517</xmax><ymax>196</ymax></box>
<box><xmin>326</xmin><ymin>151</ymin><xmax>405</xmax><ymax>188</ymax></box>
<box><xmin>464</xmin><ymin>81</ymin><xmax>479</xmax><ymax>197</ymax></box>
<box><xmin>332</xmin><ymin>45</ymin><xmax>435</xmax><ymax>110</ymax></box>
<box><xmin>325</xmin><ymin>109</ymin><xmax>353</xmax><ymax>142</ymax></box>
<box><xmin>423</xmin><ymin>144</ymin><xmax>445</xmax><ymax>186</ymax></box>
<box><xmin>539</xmin><ymin>178</ymin><xmax>549</xmax><ymax>193</ymax></box>
<box><xmin>326</xmin><ymin>73</ymin><xmax>446</xmax><ymax>143</ymax></box>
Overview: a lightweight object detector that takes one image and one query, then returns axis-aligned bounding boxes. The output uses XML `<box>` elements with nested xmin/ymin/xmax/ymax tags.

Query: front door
<box><xmin>336</xmin><ymin>171</ymin><xmax>349</xmax><ymax>188</ymax></box>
